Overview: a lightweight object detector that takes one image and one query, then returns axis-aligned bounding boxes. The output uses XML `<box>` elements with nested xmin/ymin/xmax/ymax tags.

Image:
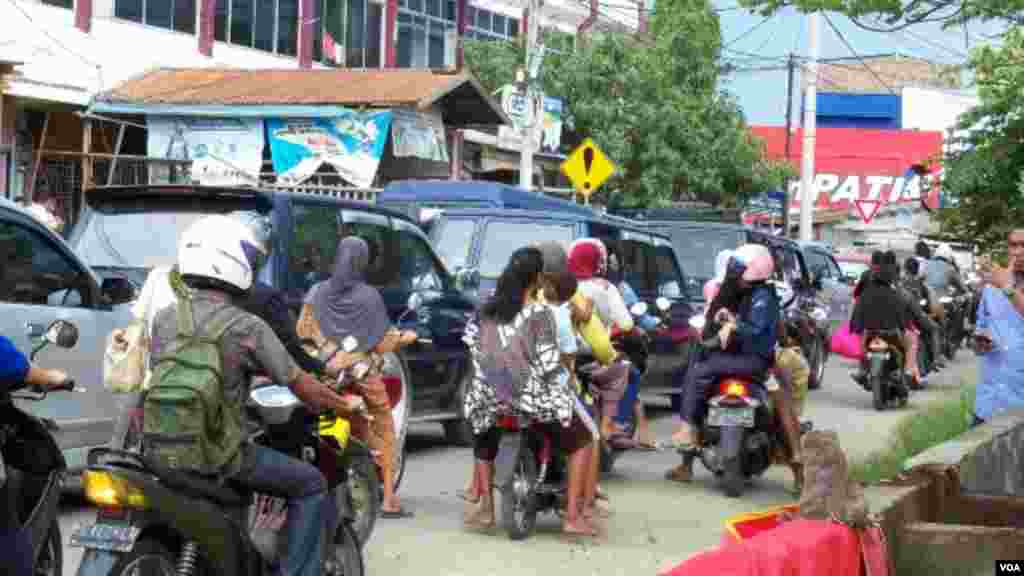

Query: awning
<box><xmin>88</xmin><ymin>103</ymin><xmax>364</xmax><ymax>118</ymax></box>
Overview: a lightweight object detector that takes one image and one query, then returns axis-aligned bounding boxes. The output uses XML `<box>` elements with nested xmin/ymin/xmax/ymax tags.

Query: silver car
<box><xmin>0</xmin><ymin>198</ymin><xmax>135</xmax><ymax>481</ymax></box>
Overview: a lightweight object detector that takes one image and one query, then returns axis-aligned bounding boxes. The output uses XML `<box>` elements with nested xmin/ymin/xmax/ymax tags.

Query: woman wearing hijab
<box><xmin>462</xmin><ymin>247</ymin><xmax>595</xmax><ymax>536</ymax></box>
<box><xmin>297</xmin><ymin>236</ymin><xmax>418</xmax><ymax>518</ymax></box>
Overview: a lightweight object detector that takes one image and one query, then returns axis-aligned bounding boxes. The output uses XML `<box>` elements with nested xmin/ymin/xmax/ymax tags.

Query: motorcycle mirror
<box><xmin>655</xmin><ymin>297</ymin><xmax>672</xmax><ymax>312</ymax></box>
<box><xmin>407</xmin><ymin>292</ymin><xmax>423</xmax><ymax>312</ymax></box>
<box><xmin>45</xmin><ymin>320</ymin><xmax>78</xmax><ymax>349</ymax></box>
<box><xmin>629</xmin><ymin>302</ymin><xmax>648</xmax><ymax>316</ymax></box>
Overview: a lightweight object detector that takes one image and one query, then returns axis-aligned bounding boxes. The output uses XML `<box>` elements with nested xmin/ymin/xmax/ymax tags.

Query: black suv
<box><xmin>69</xmin><ymin>185</ymin><xmax>478</xmax><ymax>475</ymax></box>
<box><xmin>422</xmin><ymin>206</ymin><xmax>693</xmax><ymax>397</ymax></box>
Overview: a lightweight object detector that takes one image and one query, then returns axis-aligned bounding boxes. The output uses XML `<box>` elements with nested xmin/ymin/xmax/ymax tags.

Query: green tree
<box><xmin>462</xmin><ymin>0</ymin><xmax>789</xmax><ymax>207</ymax></box>
<box><xmin>932</xmin><ymin>27</ymin><xmax>1024</xmax><ymax>256</ymax></box>
<box><xmin>737</xmin><ymin>0</ymin><xmax>1022</xmax><ymax>31</ymax></box>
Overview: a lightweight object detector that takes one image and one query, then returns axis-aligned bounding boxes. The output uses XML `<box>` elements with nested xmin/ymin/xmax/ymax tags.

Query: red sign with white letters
<box><xmin>749</xmin><ymin>126</ymin><xmax>944</xmax><ymax>211</ymax></box>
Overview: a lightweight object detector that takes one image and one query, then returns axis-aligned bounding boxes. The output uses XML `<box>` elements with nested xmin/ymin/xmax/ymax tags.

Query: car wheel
<box><xmin>381</xmin><ymin>352</ymin><xmax>412</xmax><ymax>492</ymax></box>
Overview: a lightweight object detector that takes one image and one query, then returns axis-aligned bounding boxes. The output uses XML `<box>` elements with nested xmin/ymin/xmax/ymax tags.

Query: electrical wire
<box><xmin>722</xmin><ymin>15</ymin><xmax>773</xmax><ymax>48</ymax></box>
<box><xmin>4</xmin><ymin>0</ymin><xmax>101</xmax><ymax>70</ymax></box>
<box><xmin>823</xmin><ymin>13</ymin><xmax>897</xmax><ymax>94</ymax></box>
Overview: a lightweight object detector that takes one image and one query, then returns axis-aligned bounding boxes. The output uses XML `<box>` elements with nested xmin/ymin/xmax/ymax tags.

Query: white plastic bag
<box><xmin>103</xmin><ymin>319</ymin><xmax>148</xmax><ymax>393</ymax></box>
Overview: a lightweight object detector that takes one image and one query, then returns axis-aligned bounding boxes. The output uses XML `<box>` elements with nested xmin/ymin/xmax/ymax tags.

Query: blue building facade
<box><xmin>804</xmin><ymin>92</ymin><xmax>903</xmax><ymax>130</ymax></box>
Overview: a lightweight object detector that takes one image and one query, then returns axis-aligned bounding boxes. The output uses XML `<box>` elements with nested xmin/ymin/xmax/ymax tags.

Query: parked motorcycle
<box><xmin>939</xmin><ymin>292</ymin><xmax>971</xmax><ymax>361</ymax></box>
<box><xmin>784</xmin><ymin>301</ymin><xmax>829</xmax><ymax>390</ymax></box>
<box><xmin>1</xmin><ymin>319</ymin><xmax>80</xmax><ymax>576</ymax></box>
<box><xmin>72</xmin><ymin>383</ymin><xmax>367</xmax><ymax>576</ymax></box>
<box><xmin>676</xmin><ymin>312</ymin><xmax>811</xmax><ymax>498</ymax></box>
<box><xmin>861</xmin><ymin>329</ymin><xmax>910</xmax><ymax>411</ymax></box>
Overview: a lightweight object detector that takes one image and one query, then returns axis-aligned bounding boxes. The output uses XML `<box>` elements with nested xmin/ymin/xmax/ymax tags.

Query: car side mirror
<box><xmin>455</xmin><ymin>267</ymin><xmax>480</xmax><ymax>291</ymax></box>
<box><xmin>45</xmin><ymin>319</ymin><xmax>78</xmax><ymax>348</ymax></box>
<box><xmin>101</xmin><ymin>277</ymin><xmax>137</xmax><ymax>306</ymax></box>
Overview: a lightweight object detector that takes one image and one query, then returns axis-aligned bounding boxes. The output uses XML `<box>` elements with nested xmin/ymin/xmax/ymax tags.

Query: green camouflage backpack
<box><xmin>142</xmin><ymin>297</ymin><xmax>247</xmax><ymax>475</ymax></box>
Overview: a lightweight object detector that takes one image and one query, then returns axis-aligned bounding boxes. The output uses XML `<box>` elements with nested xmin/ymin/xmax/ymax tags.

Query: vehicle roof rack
<box><xmin>261</xmin><ymin>183</ymin><xmax>379</xmax><ymax>203</ymax></box>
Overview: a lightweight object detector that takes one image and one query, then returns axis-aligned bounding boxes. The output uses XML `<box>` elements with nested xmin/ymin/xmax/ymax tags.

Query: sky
<box><xmin>712</xmin><ymin>1</ymin><xmax>1007</xmax><ymax>126</ymax></box>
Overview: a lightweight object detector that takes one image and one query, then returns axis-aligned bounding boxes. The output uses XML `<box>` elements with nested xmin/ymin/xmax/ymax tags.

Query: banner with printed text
<box><xmin>391</xmin><ymin>108</ymin><xmax>449</xmax><ymax>163</ymax></box>
<box><xmin>147</xmin><ymin>117</ymin><xmax>265</xmax><ymax>186</ymax></box>
<box><xmin>265</xmin><ymin>110</ymin><xmax>393</xmax><ymax>187</ymax></box>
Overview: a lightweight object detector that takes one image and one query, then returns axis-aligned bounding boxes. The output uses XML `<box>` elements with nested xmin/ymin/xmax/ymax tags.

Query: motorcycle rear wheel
<box><xmin>108</xmin><ymin>539</ymin><xmax>177</xmax><ymax>576</ymax></box>
<box><xmin>500</xmin><ymin>443</ymin><xmax>538</xmax><ymax>541</ymax></box>
<box><xmin>807</xmin><ymin>337</ymin><xmax>825</xmax><ymax>390</ymax></box>
<box><xmin>871</xmin><ymin>374</ymin><xmax>886</xmax><ymax>411</ymax></box>
<box><xmin>36</xmin><ymin>521</ymin><xmax>61</xmax><ymax>576</ymax></box>
<box><xmin>723</xmin><ymin>457</ymin><xmax>745</xmax><ymax>498</ymax></box>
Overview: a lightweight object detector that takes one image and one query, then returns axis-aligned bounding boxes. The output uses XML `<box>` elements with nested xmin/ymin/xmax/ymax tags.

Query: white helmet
<box><xmin>177</xmin><ymin>215</ymin><xmax>262</xmax><ymax>292</ymax></box>
<box><xmin>935</xmin><ymin>243</ymin><xmax>954</xmax><ymax>262</ymax></box>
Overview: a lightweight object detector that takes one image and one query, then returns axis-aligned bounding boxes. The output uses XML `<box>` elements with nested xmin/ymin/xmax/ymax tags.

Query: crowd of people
<box><xmin>6</xmin><ymin>208</ymin><xmax>1024</xmax><ymax>574</ymax></box>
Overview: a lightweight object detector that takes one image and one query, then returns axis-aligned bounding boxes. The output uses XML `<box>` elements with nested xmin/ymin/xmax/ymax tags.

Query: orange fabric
<box><xmin>662</xmin><ymin>519</ymin><xmax>863</xmax><ymax>576</ymax></box>
<box><xmin>348</xmin><ymin>375</ymin><xmax>395</xmax><ymax>472</ymax></box>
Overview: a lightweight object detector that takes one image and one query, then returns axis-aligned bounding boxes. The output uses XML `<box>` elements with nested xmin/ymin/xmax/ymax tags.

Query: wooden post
<box><xmin>27</xmin><ymin>111</ymin><xmax>50</xmax><ymax>205</ymax></box>
<box><xmin>81</xmin><ymin>118</ymin><xmax>93</xmax><ymax>196</ymax></box>
<box><xmin>106</xmin><ymin>123</ymin><xmax>125</xmax><ymax>186</ymax></box>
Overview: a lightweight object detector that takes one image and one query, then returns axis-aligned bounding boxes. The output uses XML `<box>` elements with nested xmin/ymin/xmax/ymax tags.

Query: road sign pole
<box><xmin>519</xmin><ymin>0</ymin><xmax>541</xmax><ymax>191</ymax></box>
<box><xmin>783</xmin><ymin>53</ymin><xmax>795</xmax><ymax>238</ymax></box>
<box><xmin>799</xmin><ymin>12</ymin><xmax>819</xmax><ymax>242</ymax></box>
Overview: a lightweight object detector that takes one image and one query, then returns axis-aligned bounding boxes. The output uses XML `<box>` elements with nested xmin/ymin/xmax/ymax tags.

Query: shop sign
<box><xmin>147</xmin><ymin>117</ymin><xmax>265</xmax><ymax>186</ymax></box>
<box><xmin>265</xmin><ymin>110</ymin><xmax>392</xmax><ymax>188</ymax></box>
<box><xmin>391</xmin><ymin>109</ymin><xmax>448</xmax><ymax>163</ymax></box>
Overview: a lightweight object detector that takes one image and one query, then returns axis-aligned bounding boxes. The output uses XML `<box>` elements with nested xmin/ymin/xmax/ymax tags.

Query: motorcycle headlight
<box><xmin>83</xmin><ymin>470</ymin><xmax>148</xmax><ymax>509</ymax></box>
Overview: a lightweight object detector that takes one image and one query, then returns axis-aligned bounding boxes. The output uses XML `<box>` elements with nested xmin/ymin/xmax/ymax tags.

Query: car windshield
<box><xmin>70</xmin><ymin>196</ymin><xmax>270</xmax><ymax>284</ymax></box>
<box><xmin>673</xmin><ymin>228</ymin><xmax>742</xmax><ymax>281</ymax></box>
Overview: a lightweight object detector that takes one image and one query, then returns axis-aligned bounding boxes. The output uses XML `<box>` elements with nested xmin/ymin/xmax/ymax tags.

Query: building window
<box><xmin>115</xmin><ymin>0</ymin><xmax>196</xmax><ymax>34</ymax></box>
<box><xmin>397</xmin><ymin>0</ymin><xmax>454</xmax><ymax>68</ymax></box>
<box><xmin>40</xmin><ymin>0</ymin><xmax>73</xmax><ymax>9</ymax></box>
<box><xmin>340</xmin><ymin>0</ymin><xmax>383</xmax><ymax>68</ymax></box>
<box><xmin>466</xmin><ymin>5</ymin><xmax>518</xmax><ymax>41</ymax></box>
<box><xmin>214</xmin><ymin>0</ymin><xmax>303</xmax><ymax>55</ymax></box>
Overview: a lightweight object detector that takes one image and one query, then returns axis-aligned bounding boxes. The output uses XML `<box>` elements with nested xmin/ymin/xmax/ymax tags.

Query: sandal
<box><xmin>665</xmin><ymin>464</ymin><xmax>693</xmax><ymax>483</ymax></box>
<box><xmin>635</xmin><ymin>440</ymin><xmax>662</xmax><ymax>452</ymax></box>
<box><xmin>606</xmin><ymin>433</ymin><xmax>637</xmax><ymax>450</ymax></box>
<box><xmin>456</xmin><ymin>489</ymin><xmax>479</xmax><ymax>504</ymax></box>
<box><xmin>381</xmin><ymin>508</ymin><xmax>415</xmax><ymax>519</ymax></box>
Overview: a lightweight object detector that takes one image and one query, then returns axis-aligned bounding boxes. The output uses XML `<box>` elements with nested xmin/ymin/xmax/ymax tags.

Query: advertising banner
<box><xmin>265</xmin><ymin>110</ymin><xmax>392</xmax><ymax>187</ymax></box>
<box><xmin>540</xmin><ymin>97</ymin><xmax>564</xmax><ymax>155</ymax></box>
<box><xmin>750</xmin><ymin>126</ymin><xmax>944</xmax><ymax>211</ymax></box>
<box><xmin>391</xmin><ymin>108</ymin><xmax>448</xmax><ymax>163</ymax></box>
<box><xmin>147</xmin><ymin>117</ymin><xmax>265</xmax><ymax>186</ymax></box>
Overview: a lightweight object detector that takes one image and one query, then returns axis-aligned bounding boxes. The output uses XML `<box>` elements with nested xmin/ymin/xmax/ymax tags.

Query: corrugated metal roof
<box><xmin>97</xmin><ymin>67</ymin><xmax>477</xmax><ymax>106</ymax></box>
<box><xmin>814</xmin><ymin>55</ymin><xmax>960</xmax><ymax>94</ymax></box>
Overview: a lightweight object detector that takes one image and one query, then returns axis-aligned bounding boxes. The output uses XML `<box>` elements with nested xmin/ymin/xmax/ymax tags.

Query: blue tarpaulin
<box><xmin>378</xmin><ymin>180</ymin><xmax>595</xmax><ymax>215</ymax></box>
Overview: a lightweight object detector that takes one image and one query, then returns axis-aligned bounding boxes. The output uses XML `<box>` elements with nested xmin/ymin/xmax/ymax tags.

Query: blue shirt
<box><xmin>618</xmin><ymin>282</ymin><xmax>659</xmax><ymax>331</ymax></box>
<box><xmin>0</xmin><ymin>335</ymin><xmax>30</xmax><ymax>393</ymax></box>
<box><xmin>973</xmin><ymin>287</ymin><xmax>1024</xmax><ymax>420</ymax></box>
<box><xmin>554</xmin><ymin>304</ymin><xmax>578</xmax><ymax>355</ymax></box>
<box><xmin>734</xmin><ymin>283</ymin><xmax>780</xmax><ymax>360</ymax></box>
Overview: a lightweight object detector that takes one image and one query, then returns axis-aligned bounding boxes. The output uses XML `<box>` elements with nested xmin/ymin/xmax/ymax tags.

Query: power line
<box><xmin>723</xmin><ymin>15</ymin><xmax>773</xmax><ymax>48</ymax></box>
<box><xmin>901</xmin><ymin>27</ymin><xmax>968</xmax><ymax>60</ymax></box>
<box><xmin>4</xmin><ymin>0</ymin><xmax>102</xmax><ymax>72</ymax></box>
<box><xmin>823</xmin><ymin>13</ymin><xmax>896</xmax><ymax>95</ymax></box>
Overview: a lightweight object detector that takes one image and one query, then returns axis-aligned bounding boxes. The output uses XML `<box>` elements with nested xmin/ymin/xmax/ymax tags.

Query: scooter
<box><xmin>939</xmin><ymin>292</ymin><xmax>971</xmax><ymax>361</ymax></box>
<box><xmin>594</xmin><ymin>297</ymin><xmax>673</xmax><ymax>474</ymax></box>
<box><xmin>861</xmin><ymin>329</ymin><xmax>910</xmax><ymax>411</ymax></box>
<box><xmin>784</xmin><ymin>301</ymin><xmax>829</xmax><ymax>390</ymax></box>
<box><xmin>1</xmin><ymin>319</ymin><xmax>80</xmax><ymax>576</ymax></box>
<box><xmin>72</xmin><ymin>385</ymin><xmax>366</xmax><ymax>576</ymax></box>
<box><xmin>677</xmin><ymin>314</ymin><xmax>811</xmax><ymax>498</ymax></box>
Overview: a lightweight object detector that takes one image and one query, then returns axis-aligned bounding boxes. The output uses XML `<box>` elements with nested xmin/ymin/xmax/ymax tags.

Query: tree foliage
<box><xmin>933</xmin><ymin>27</ymin><xmax>1024</xmax><ymax>256</ymax></box>
<box><xmin>737</xmin><ymin>0</ymin><xmax>1024</xmax><ymax>32</ymax></box>
<box><xmin>462</xmin><ymin>0</ymin><xmax>790</xmax><ymax>208</ymax></box>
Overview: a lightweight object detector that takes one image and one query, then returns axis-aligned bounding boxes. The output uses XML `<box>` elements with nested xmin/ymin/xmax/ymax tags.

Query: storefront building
<box><xmin>85</xmin><ymin>67</ymin><xmax>506</xmax><ymax>204</ymax></box>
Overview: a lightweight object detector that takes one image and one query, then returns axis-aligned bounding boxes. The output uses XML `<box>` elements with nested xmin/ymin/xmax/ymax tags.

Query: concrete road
<box><xmin>58</xmin><ymin>353</ymin><xmax>977</xmax><ymax>576</ymax></box>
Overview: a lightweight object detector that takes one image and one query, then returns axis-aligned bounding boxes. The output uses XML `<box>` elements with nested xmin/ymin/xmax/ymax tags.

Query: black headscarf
<box><xmin>314</xmin><ymin>237</ymin><xmax>390</xmax><ymax>354</ymax></box>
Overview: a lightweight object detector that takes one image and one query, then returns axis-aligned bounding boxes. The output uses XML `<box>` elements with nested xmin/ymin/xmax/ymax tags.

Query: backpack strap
<box><xmin>201</xmin><ymin>304</ymin><xmax>249</xmax><ymax>344</ymax></box>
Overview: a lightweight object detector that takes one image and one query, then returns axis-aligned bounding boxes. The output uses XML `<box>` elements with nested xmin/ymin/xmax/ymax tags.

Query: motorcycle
<box><xmin>939</xmin><ymin>292</ymin><xmax>971</xmax><ymax>360</ymax></box>
<box><xmin>677</xmin><ymin>312</ymin><xmax>811</xmax><ymax>498</ymax></box>
<box><xmin>491</xmin><ymin>298</ymin><xmax>673</xmax><ymax>540</ymax></box>
<box><xmin>595</xmin><ymin>297</ymin><xmax>672</xmax><ymax>473</ymax></box>
<box><xmin>915</xmin><ymin>297</ymin><xmax>938</xmax><ymax>380</ymax></box>
<box><xmin>1</xmin><ymin>319</ymin><xmax>80</xmax><ymax>576</ymax></box>
<box><xmin>784</xmin><ymin>300</ymin><xmax>829</xmax><ymax>390</ymax></box>
<box><xmin>861</xmin><ymin>329</ymin><xmax>910</xmax><ymax>411</ymax></box>
<box><xmin>72</xmin><ymin>388</ymin><xmax>367</xmax><ymax>575</ymax></box>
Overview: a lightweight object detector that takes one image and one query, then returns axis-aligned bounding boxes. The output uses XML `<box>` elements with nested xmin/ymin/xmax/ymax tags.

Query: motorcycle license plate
<box><xmin>707</xmin><ymin>406</ymin><xmax>755</xmax><ymax>428</ymax></box>
<box><xmin>69</xmin><ymin>523</ymin><xmax>141</xmax><ymax>552</ymax></box>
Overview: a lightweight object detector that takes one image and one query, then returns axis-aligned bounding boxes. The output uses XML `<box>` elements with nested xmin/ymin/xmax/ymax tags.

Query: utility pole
<box><xmin>799</xmin><ymin>12</ymin><xmax>819</xmax><ymax>242</ymax></box>
<box><xmin>782</xmin><ymin>52</ymin><xmax>795</xmax><ymax>237</ymax></box>
<box><xmin>519</xmin><ymin>0</ymin><xmax>542</xmax><ymax>190</ymax></box>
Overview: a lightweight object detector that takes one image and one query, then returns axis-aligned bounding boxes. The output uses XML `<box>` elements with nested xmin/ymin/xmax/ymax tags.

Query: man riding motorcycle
<box><xmin>1</xmin><ymin>335</ymin><xmax>70</xmax><ymax>576</ymax></box>
<box><xmin>850</xmin><ymin>251</ymin><xmax>913</xmax><ymax>388</ymax></box>
<box><xmin>149</xmin><ymin>215</ymin><xmax>362</xmax><ymax>576</ymax></box>
<box><xmin>902</xmin><ymin>257</ymin><xmax>945</xmax><ymax>370</ymax></box>
<box><xmin>667</xmin><ymin>244</ymin><xmax>781</xmax><ymax>480</ymax></box>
